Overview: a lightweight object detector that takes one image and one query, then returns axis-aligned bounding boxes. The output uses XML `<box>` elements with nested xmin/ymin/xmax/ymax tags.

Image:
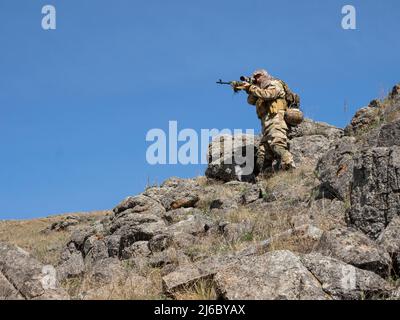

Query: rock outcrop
<box><xmin>348</xmin><ymin>146</ymin><xmax>400</xmax><ymax>239</ymax></box>
<box><xmin>2</xmin><ymin>83</ymin><xmax>400</xmax><ymax>300</ymax></box>
<box><xmin>0</xmin><ymin>242</ymin><xmax>68</xmax><ymax>300</ymax></box>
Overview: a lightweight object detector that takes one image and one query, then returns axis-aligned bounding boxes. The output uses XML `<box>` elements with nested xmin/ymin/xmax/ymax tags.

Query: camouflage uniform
<box><xmin>246</xmin><ymin>70</ymin><xmax>295</xmax><ymax>171</ymax></box>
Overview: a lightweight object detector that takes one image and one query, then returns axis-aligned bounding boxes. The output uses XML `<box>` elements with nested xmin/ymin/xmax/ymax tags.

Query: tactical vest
<box><xmin>255</xmin><ymin>80</ymin><xmax>288</xmax><ymax>119</ymax></box>
<box><xmin>255</xmin><ymin>79</ymin><xmax>299</xmax><ymax>119</ymax></box>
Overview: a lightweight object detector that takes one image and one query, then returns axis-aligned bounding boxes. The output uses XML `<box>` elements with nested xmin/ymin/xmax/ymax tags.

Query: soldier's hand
<box><xmin>231</xmin><ymin>81</ymin><xmax>251</xmax><ymax>93</ymax></box>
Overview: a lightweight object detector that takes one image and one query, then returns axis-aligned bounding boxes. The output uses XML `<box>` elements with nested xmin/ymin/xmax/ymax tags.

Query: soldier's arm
<box><xmin>248</xmin><ymin>82</ymin><xmax>285</xmax><ymax>100</ymax></box>
<box><xmin>247</xmin><ymin>94</ymin><xmax>258</xmax><ymax>106</ymax></box>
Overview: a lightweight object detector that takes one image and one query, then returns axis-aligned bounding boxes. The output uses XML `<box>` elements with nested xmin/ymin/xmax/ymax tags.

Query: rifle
<box><xmin>216</xmin><ymin>76</ymin><xmax>254</xmax><ymax>92</ymax></box>
<box><xmin>216</xmin><ymin>79</ymin><xmax>234</xmax><ymax>86</ymax></box>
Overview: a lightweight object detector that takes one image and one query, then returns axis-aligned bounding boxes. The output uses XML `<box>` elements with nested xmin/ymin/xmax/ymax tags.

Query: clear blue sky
<box><xmin>0</xmin><ymin>0</ymin><xmax>399</xmax><ymax>219</ymax></box>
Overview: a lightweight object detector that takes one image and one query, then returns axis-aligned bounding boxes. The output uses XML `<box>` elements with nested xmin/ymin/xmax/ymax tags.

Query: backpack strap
<box><xmin>278</xmin><ymin>79</ymin><xmax>300</xmax><ymax>109</ymax></box>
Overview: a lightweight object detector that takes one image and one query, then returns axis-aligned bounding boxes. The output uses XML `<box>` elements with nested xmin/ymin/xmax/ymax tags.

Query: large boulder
<box><xmin>378</xmin><ymin>120</ymin><xmax>400</xmax><ymax>147</ymax></box>
<box><xmin>214</xmin><ymin>250</ymin><xmax>329</xmax><ymax>300</ymax></box>
<box><xmin>316</xmin><ymin>136</ymin><xmax>358</xmax><ymax>201</ymax></box>
<box><xmin>288</xmin><ymin>118</ymin><xmax>344</xmax><ymax>141</ymax></box>
<box><xmin>348</xmin><ymin>146</ymin><xmax>400</xmax><ymax>239</ymax></box>
<box><xmin>344</xmin><ymin>100</ymin><xmax>384</xmax><ymax>137</ymax></box>
<box><xmin>143</xmin><ymin>177</ymin><xmax>201</xmax><ymax>211</ymax></box>
<box><xmin>315</xmin><ymin>228</ymin><xmax>391</xmax><ymax>277</ymax></box>
<box><xmin>0</xmin><ymin>272</ymin><xmax>24</xmax><ymax>300</ymax></box>
<box><xmin>206</xmin><ymin>134</ymin><xmax>260</xmax><ymax>183</ymax></box>
<box><xmin>377</xmin><ymin>216</ymin><xmax>400</xmax><ymax>275</ymax></box>
<box><xmin>300</xmin><ymin>253</ymin><xmax>392</xmax><ymax>300</ymax></box>
<box><xmin>289</xmin><ymin>135</ymin><xmax>333</xmax><ymax>167</ymax></box>
<box><xmin>205</xmin><ymin>120</ymin><xmax>343</xmax><ymax>183</ymax></box>
<box><xmin>57</xmin><ymin>243</ymin><xmax>85</xmax><ymax>281</ymax></box>
<box><xmin>288</xmin><ymin>119</ymin><xmax>343</xmax><ymax>167</ymax></box>
<box><xmin>112</xmin><ymin>194</ymin><xmax>165</xmax><ymax>217</ymax></box>
<box><xmin>0</xmin><ymin>242</ymin><xmax>68</xmax><ymax>300</ymax></box>
<box><xmin>162</xmin><ymin>254</ymin><xmax>238</xmax><ymax>295</ymax></box>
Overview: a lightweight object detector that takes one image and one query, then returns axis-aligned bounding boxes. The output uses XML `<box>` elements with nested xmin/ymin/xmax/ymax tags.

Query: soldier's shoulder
<box><xmin>270</xmin><ymin>79</ymin><xmax>285</xmax><ymax>90</ymax></box>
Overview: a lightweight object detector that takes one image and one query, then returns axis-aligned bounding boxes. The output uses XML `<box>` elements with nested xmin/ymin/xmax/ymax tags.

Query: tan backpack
<box><xmin>279</xmin><ymin>80</ymin><xmax>301</xmax><ymax>109</ymax></box>
<box><xmin>279</xmin><ymin>80</ymin><xmax>303</xmax><ymax>126</ymax></box>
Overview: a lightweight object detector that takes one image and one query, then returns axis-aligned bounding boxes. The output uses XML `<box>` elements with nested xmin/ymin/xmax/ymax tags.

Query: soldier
<box><xmin>232</xmin><ymin>69</ymin><xmax>296</xmax><ymax>173</ymax></box>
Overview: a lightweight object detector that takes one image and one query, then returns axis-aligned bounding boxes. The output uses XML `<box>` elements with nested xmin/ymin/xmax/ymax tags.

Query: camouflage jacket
<box><xmin>247</xmin><ymin>79</ymin><xmax>287</xmax><ymax>119</ymax></box>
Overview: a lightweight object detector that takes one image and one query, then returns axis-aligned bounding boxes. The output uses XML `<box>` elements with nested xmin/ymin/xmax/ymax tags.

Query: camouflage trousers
<box><xmin>257</xmin><ymin>110</ymin><xmax>294</xmax><ymax>172</ymax></box>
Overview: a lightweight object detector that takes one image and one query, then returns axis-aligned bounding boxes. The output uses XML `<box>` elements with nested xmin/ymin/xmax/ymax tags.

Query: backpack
<box><xmin>279</xmin><ymin>80</ymin><xmax>301</xmax><ymax>109</ymax></box>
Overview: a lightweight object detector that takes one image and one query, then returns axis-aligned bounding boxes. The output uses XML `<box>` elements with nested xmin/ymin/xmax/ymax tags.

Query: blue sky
<box><xmin>0</xmin><ymin>0</ymin><xmax>399</xmax><ymax>219</ymax></box>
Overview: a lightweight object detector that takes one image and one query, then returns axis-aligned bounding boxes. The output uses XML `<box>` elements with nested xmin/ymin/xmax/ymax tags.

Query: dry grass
<box><xmin>174</xmin><ymin>278</ymin><xmax>218</xmax><ymax>300</ymax></box>
<box><xmin>260</xmin><ymin>164</ymin><xmax>317</xmax><ymax>198</ymax></box>
<box><xmin>188</xmin><ymin>165</ymin><xmax>332</xmax><ymax>258</ymax></box>
<box><xmin>63</xmin><ymin>267</ymin><xmax>164</xmax><ymax>300</ymax></box>
<box><xmin>196</xmin><ymin>183</ymin><xmax>242</xmax><ymax>212</ymax></box>
<box><xmin>0</xmin><ymin>211</ymin><xmax>108</xmax><ymax>265</ymax></box>
<box><xmin>268</xmin><ymin>233</ymin><xmax>317</xmax><ymax>254</ymax></box>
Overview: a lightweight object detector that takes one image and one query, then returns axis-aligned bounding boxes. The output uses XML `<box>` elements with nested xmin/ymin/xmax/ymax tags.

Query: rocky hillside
<box><xmin>1</xmin><ymin>84</ymin><xmax>400</xmax><ymax>300</ymax></box>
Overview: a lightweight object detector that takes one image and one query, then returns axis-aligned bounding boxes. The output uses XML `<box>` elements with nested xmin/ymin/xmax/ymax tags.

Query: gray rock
<box><xmin>288</xmin><ymin>118</ymin><xmax>344</xmax><ymax>141</ymax></box>
<box><xmin>301</xmin><ymin>253</ymin><xmax>392</xmax><ymax>300</ymax></box>
<box><xmin>57</xmin><ymin>243</ymin><xmax>85</xmax><ymax>281</ymax></box>
<box><xmin>315</xmin><ymin>227</ymin><xmax>391</xmax><ymax>277</ymax></box>
<box><xmin>69</xmin><ymin>227</ymin><xmax>97</xmax><ymax>251</ymax></box>
<box><xmin>0</xmin><ymin>242</ymin><xmax>68</xmax><ymax>300</ymax></box>
<box><xmin>290</xmin><ymin>135</ymin><xmax>333</xmax><ymax>167</ymax></box>
<box><xmin>105</xmin><ymin>235</ymin><xmax>121</xmax><ymax>258</ymax></box>
<box><xmin>377</xmin><ymin>216</ymin><xmax>400</xmax><ymax>274</ymax></box>
<box><xmin>206</xmin><ymin>134</ymin><xmax>260</xmax><ymax>183</ymax></box>
<box><xmin>214</xmin><ymin>250</ymin><xmax>329</xmax><ymax>300</ymax></box>
<box><xmin>110</xmin><ymin>210</ymin><xmax>167</xmax><ymax>252</ymax></box>
<box><xmin>344</xmin><ymin>101</ymin><xmax>383</xmax><ymax>137</ymax></box>
<box><xmin>168</xmin><ymin>214</ymin><xmax>213</xmax><ymax>236</ymax></box>
<box><xmin>87</xmin><ymin>258</ymin><xmax>125</xmax><ymax>284</ymax></box>
<box><xmin>162</xmin><ymin>264</ymin><xmax>207</xmax><ymax>294</ymax></box>
<box><xmin>171</xmin><ymin>232</ymin><xmax>197</xmax><ymax>250</ymax></box>
<box><xmin>163</xmin><ymin>208</ymin><xmax>202</xmax><ymax>224</ymax></box>
<box><xmin>392</xmin><ymin>286</ymin><xmax>400</xmax><ymax>300</ymax></box>
<box><xmin>113</xmin><ymin>194</ymin><xmax>166</xmax><ymax>216</ymax></box>
<box><xmin>119</xmin><ymin>221</ymin><xmax>166</xmax><ymax>250</ymax></box>
<box><xmin>148</xmin><ymin>234</ymin><xmax>173</xmax><ymax>253</ymax></box>
<box><xmin>144</xmin><ymin>177</ymin><xmax>200</xmax><ymax>211</ymax></box>
<box><xmin>84</xmin><ymin>238</ymin><xmax>109</xmax><ymax>266</ymax></box>
<box><xmin>390</xmin><ymin>84</ymin><xmax>400</xmax><ymax>100</ymax></box>
<box><xmin>240</xmin><ymin>184</ymin><xmax>262</xmax><ymax>205</ymax></box>
<box><xmin>121</xmin><ymin>241</ymin><xmax>151</xmax><ymax>260</ymax></box>
<box><xmin>209</xmin><ymin>198</ymin><xmax>239</xmax><ymax>212</ymax></box>
<box><xmin>149</xmin><ymin>248</ymin><xmax>190</xmax><ymax>269</ymax></box>
<box><xmin>0</xmin><ymin>272</ymin><xmax>24</xmax><ymax>300</ymax></box>
<box><xmin>42</xmin><ymin>215</ymin><xmax>81</xmax><ymax>233</ymax></box>
<box><xmin>316</xmin><ymin>136</ymin><xmax>357</xmax><ymax>201</ymax></box>
<box><xmin>348</xmin><ymin>146</ymin><xmax>400</xmax><ymax>239</ymax></box>
<box><xmin>162</xmin><ymin>254</ymin><xmax>238</xmax><ymax>295</ymax></box>
<box><xmin>378</xmin><ymin>120</ymin><xmax>400</xmax><ymax>147</ymax></box>
<box><xmin>308</xmin><ymin>198</ymin><xmax>347</xmax><ymax>225</ymax></box>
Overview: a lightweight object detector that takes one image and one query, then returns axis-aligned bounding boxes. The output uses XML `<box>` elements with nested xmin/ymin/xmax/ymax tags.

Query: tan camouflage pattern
<box><xmin>247</xmin><ymin>79</ymin><xmax>295</xmax><ymax>170</ymax></box>
<box><xmin>248</xmin><ymin>79</ymin><xmax>285</xmax><ymax>100</ymax></box>
<box><xmin>248</xmin><ymin>80</ymin><xmax>286</xmax><ymax>118</ymax></box>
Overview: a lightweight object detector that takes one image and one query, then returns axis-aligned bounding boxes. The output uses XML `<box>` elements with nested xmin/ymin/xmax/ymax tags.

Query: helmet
<box><xmin>252</xmin><ymin>69</ymin><xmax>269</xmax><ymax>78</ymax></box>
<box><xmin>285</xmin><ymin>108</ymin><xmax>304</xmax><ymax>126</ymax></box>
<box><xmin>252</xmin><ymin>69</ymin><xmax>274</xmax><ymax>88</ymax></box>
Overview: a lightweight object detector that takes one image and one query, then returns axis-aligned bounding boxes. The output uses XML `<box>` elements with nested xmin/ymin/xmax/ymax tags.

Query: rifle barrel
<box><xmin>216</xmin><ymin>79</ymin><xmax>232</xmax><ymax>85</ymax></box>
